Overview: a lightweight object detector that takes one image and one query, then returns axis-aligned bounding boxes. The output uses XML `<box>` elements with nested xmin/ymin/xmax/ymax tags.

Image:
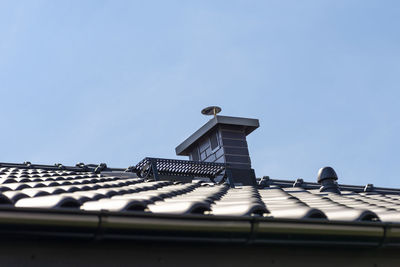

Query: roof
<box><xmin>175</xmin><ymin>115</ymin><xmax>259</xmax><ymax>155</ymax></box>
<box><xmin>0</xmin><ymin>161</ymin><xmax>400</xmax><ymax>246</ymax></box>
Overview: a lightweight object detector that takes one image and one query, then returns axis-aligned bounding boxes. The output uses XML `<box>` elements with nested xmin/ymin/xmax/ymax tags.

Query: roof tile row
<box><xmin>0</xmin><ymin>166</ymin><xmax>399</xmax><ymax>223</ymax></box>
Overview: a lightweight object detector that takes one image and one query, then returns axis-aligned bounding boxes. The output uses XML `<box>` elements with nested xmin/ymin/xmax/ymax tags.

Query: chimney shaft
<box><xmin>175</xmin><ymin>113</ymin><xmax>259</xmax><ymax>186</ymax></box>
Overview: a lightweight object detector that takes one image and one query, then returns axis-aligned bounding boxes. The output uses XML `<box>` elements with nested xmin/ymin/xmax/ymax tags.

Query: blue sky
<box><xmin>0</xmin><ymin>1</ymin><xmax>399</xmax><ymax>187</ymax></box>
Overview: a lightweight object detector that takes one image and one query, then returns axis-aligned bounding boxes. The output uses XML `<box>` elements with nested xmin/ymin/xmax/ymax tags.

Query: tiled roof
<box><xmin>0</xmin><ymin>163</ymin><xmax>400</xmax><ymax>224</ymax></box>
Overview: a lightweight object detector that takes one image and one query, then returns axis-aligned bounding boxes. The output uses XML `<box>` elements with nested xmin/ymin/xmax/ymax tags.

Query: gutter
<box><xmin>0</xmin><ymin>207</ymin><xmax>398</xmax><ymax>247</ymax></box>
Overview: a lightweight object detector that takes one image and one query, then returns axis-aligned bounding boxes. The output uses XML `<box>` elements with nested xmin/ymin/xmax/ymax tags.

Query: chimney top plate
<box><xmin>175</xmin><ymin>115</ymin><xmax>259</xmax><ymax>156</ymax></box>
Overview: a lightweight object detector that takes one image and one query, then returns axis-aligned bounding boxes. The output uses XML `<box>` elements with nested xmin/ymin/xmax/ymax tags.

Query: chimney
<box><xmin>175</xmin><ymin>106</ymin><xmax>259</xmax><ymax>186</ymax></box>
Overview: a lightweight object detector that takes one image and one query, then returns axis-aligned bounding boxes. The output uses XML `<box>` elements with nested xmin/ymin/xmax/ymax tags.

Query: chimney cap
<box><xmin>175</xmin><ymin>115</ymin><xmax>259</xmax><ymax>156</ymax></box>
<box><xmin>201</xmin><ymin>106</ymin><xmax>221</xmax><ymax>117</ymax></box>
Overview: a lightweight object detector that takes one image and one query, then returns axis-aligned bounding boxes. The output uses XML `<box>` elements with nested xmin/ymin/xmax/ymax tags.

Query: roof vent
<box><xmin>201</xmin><ymin>106</ymin><xmax>221</xmax><ymax>117</ymax></box>
<box><xmin>175</xmin><ymin>107</ymin><xmax>259</xmax><ymax>186</ymax></box>
<box><xmin>317</xmin><ymin>167</ymin><xmax>340</xmax><ymax>194</ymax></box>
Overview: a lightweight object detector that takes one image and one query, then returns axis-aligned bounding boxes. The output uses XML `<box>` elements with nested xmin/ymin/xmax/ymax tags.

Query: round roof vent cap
<box><xmin>201</xmin><ymin>106</ymin><xmax>221</xmax><ymax>117</ymax></box>
<box><xmin>317</xmin><ymin>166</ymin><xmax>338</xmax><ymax>183</ymax></box>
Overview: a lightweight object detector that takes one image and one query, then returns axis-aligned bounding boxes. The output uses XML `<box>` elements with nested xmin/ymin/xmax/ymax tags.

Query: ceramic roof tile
<box><xmin>81</xmin><ymin>199</ymin><xmax>147</xmax><ymax>212</ymax></box>
<box><xmin>0</xmin><ymin>163</ymin><xmax>400</xmax><ymax>224</ymax></box>
<box><xmin>147</xmin><ymin>201</ymin><xmax>210</xmax><ymax>214</ymax></box>
<box><xmin>15</xmin><ymin>195</ymin><xmax>81</xmax><ymax>208</ymax></box>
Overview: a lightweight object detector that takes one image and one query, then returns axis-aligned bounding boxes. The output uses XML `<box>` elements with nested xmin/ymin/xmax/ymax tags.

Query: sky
<box><xmin>0</xmin><ymin>1</ymin><xmax>399</xmax><ymax>187</ymax></box>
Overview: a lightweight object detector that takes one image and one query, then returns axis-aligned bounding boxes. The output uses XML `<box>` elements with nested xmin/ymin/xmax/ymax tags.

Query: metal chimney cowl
<box><xmin>175</xmin><ymin>108</ymin><xmax>259</xmax><ymax>186</ymax></box>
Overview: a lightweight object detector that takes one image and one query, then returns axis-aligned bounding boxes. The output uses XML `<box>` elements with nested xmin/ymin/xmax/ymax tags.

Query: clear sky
<box><xmin>0</xmin><ymin>1</ymin><xmax>399</xmax><ymax>187</ymax></box>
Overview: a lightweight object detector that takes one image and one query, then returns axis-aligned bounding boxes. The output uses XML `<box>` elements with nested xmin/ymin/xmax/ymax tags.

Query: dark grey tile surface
<box><xmin>1</xmin><ymin>166</ymin><xmax>400</xmax><ymax>223</ymax></box>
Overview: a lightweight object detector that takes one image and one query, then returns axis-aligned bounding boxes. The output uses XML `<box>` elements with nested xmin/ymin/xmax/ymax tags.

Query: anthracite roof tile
<box><xmin>15</xmin><ymin>195</ymin><xmax>81</xmax><ymax>209</ymax></box>
<box><xmin>81</xmin><ymin>199</ymin><xmax>147</xmax><ymax>212</ymax></box>
<box><xmin>1</xmin><ymin>163</ymin><xmax>400</xmax><ymax>225</ymax></box>
<box><xmin>147</xmin><ymin>201</ymin><xmax>211</xmax><ymax>214</ymax></box>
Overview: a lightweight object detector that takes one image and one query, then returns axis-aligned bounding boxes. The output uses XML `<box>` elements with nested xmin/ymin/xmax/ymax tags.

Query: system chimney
<box><xmin>175</xmin><ymin>106</ymin><xmax>259</xmax><ymax>186</ymax></box>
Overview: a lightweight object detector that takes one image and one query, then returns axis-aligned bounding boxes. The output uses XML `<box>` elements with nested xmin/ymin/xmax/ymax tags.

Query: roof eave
<box><xmin>0</xmin><ymin>207</ymin><xmax>397</xmax><ymax>247</ymax></box>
